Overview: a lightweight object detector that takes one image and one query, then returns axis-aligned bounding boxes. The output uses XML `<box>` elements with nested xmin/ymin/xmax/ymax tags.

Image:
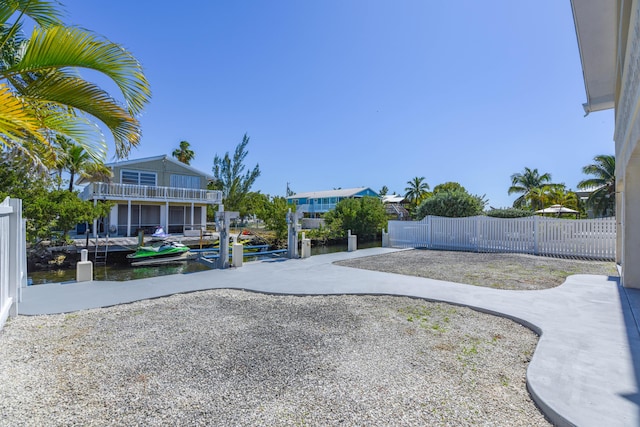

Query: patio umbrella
<box><xmin>535</xmin><ymin>204</ymin><xmax>579</xmax><ymax>217</ymax></box>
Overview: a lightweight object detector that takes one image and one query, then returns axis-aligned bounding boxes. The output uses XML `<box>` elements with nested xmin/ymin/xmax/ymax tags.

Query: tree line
<box><xmin>376</xmin><ymin>154</ymin><xmax>615</xmax><ymax>220</ymax></box>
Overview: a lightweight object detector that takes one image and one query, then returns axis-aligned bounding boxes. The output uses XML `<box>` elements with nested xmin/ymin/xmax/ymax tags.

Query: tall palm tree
<box><xmin>508</xmin><ymin>167</ymin><xmax>552</xmax><ymax>209</ymax></box>
<box><xmin>172</xmin><ymin>140</ymin><xmax>195</xmax><ymax>165</ymax></box>
<box><xmin>404</xmin><ymin>177</ymin><xmax>430</xmax><ymax>207</ymax></box>
<box><xmin>0</xmin><ymin>1</ymin><xmax>151</xmax><ymax>171</ymax></box>
<box><xmin>578</xmin><ymin>154</ymin><xmax>616</xmax><ymax>217</ymax></box>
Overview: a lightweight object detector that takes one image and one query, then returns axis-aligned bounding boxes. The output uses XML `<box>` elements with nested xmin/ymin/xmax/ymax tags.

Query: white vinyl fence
<box><xmin>0</xmin><ymin>198</ymin><xmax>26</xmax><ymax>331</ymax></box>
<box><xmin>387</xmin><ymin>215</ymin><xmax>616</xmax><ymax>260</ymax></box>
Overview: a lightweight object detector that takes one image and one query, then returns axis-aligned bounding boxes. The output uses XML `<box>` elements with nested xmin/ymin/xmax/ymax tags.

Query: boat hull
<box><xmin>130</xmin><ymin>252</ymin><xmax>191</xmax><ymax>266</ymax></box>
<box><xmin>127</xmin><ymin>242</ymin><xmax>190</xmax><ymax>264</ymax></box>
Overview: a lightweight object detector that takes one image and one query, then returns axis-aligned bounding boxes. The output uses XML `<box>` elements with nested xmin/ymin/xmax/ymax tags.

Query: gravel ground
<box><xmin>335</xmin><ymin>249</ymin><xmax>618</xmax><ymax>290</ymax></box>
<box><xmin>0</xmin><ymin>290</ymin><xmax>549</xmax><ymax>426</ymax></box>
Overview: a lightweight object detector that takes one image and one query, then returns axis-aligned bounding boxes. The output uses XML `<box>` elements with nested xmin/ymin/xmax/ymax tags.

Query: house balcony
<box><xmin>295</xmin><ymin>203</ymin><xmax>336</xmax><ymax>214</ymax></box>
<box><xmin>80</xmin><ymin>182</ymin><xmax>223</xmax><ymax>204</ymax></box>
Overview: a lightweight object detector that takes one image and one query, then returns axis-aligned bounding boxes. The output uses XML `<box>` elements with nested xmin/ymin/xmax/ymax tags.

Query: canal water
<box><xmin>28</xmin><ymin>240</ymin><xmax>381</xmax><ymax>285</ymax></box>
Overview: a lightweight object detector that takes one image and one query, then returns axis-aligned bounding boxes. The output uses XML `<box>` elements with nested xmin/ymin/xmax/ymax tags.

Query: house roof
<box><xmin>287</xmin><ymin>187</ymin><xmax>377</xmax><ymax>200</ymax></box>
<box><xmin>76</xmin><ymin>155</ymin><xmax>213</xmax><ymax>185</ymax></box>
<box><xmin>382</xmin><ymin>194</ymin><xmax>405</xmax><ymax>204</ymax></box>
<box><xmin>105</xmin><ymin>155</ymin><xmax>214</xmax><ymax>179</ymax></box>
<box><xmin>570</xmin><ymin>0</ymin><xmax>617</xmax><ymax>114</ymax></box>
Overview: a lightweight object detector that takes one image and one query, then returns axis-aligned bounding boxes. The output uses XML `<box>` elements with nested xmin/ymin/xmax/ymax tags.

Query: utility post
<box><xmin>215</xmin><ymin>205</ymin><xmax>239</xmax><ymax>269</ymax></box>
<box><xmin>286</xmin><ymin>208</ymin><xmax>303</xmax><ymax>259</ymax></box>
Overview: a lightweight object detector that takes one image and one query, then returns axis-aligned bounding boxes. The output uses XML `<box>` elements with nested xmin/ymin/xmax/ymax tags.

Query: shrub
<box><xmin>416</xmin><ymin>190</ymin><xmax>485</xmax><ymax>218</ymax></box>
<box><xmin>323</xmin><ymin>196</ymin><xmax>387</xmax><ymax>240</ymax></box>
<box><xmin>485</xmin><ymin>208</ymin><xmax>534</xmax><ymax>218</ymax></box>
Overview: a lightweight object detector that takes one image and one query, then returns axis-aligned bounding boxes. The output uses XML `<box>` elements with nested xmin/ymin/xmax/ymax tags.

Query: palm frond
<box><xmin>0</xmin><ymin>0</ymin><xmax>62</xmax><ymax>28</ymax></box>
<box><xmin>8</xmin><ymin>25</ymin><xmax>151</xmax><ymax>115</ymax></box>
<box><xmin>18</xmin><ymin>69</ymin><xmax>140</xmax><ymax>157</ymax></box>
<box><xmin>0</xmin><ymin>83</ymin><xmax>47</xmax><ymax>147</ymax></box>
<box><xmin>41</xmin><ymin>110</ymin><xmax>107</xmax><ymax>161</ymax></box>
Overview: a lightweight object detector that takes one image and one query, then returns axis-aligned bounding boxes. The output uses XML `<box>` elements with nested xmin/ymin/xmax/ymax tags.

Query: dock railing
<box><xmin>387</xmin><ymin>215</ymin><xmax>616</xmax><ymax>260</ymax></box>
<box><xmin>0</xmin><ymin>198</ymin><xmax>27</xmax><ymax>331</ymax></box>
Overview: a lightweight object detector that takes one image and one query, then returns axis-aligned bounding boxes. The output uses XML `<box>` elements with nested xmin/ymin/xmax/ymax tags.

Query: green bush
<box><xmin>323</xmin><ymin>196</ymin><xmax>387</xmax><ymax>240</ymax></box>
<box><xmin>255</xmin><ymin>196</ymin><xmax>289</xmax><ymax>241</ymax></box>
<box><xmin>416</xmin><ymin>190</ymin><xmax>485</xmax><ymax>219</ymax></box>
<box><xmin>485</xmin><ymin>208</ymin><xmax>534</xmax><ymax>218</ymax></box>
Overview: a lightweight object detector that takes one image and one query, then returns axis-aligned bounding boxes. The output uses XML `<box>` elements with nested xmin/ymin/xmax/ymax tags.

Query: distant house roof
<box><xmin>382</xmin><ymin>194</ymin><xmax>405</xmax><ymax>204</ymax></box>
<box><xmin>287</xmin><ymin>187</ymin><xmax>378</xmax><ymax>200</ymax></box>
<box><xmin>575</xmin><ymin>185</ymin><xmax>605</xmax><ymax>199</ymax></box>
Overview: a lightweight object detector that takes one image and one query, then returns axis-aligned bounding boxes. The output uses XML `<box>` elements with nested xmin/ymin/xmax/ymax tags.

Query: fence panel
<box><xmin>476</xmin><ymin>216</ymin><xmax>536</xmax><ymax>254</ymax></box>
<box><xmin>388</xmin><ymin>217</ymin><xmax>430</xmax><ymax>248</ymax></box>
<box><xmin>387</xmin><ymin>215</ymin><xmax>615</xmax><ymax>260</ymax></box>
<box><xmin>0</xmin><ymin>198</ymin><xmax>25</xmax><ymax>331</ymax></box>
<box><xmin>430</xmin><ymin>216</ymin><xmax>477</xmax><ymax>251</ymax></box>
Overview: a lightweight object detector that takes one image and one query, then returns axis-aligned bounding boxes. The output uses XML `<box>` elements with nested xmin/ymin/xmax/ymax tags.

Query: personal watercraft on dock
<box><xmin>127</xmin><ymin>241</ymin><xmax>191</xmax><ymax>266</ymax></box>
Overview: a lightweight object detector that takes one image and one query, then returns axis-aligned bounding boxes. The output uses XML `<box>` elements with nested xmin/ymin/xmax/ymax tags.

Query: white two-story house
<box><xmin>79</xmin><ymin>155</ymin><xmax>222</xmax><ymax>237</ymax></box>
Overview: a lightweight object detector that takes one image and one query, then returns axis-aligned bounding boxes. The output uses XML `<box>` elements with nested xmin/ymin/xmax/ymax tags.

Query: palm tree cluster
<box><xmin>509</xmin><ymin>155</ymin><xmax>615</xmax><ymax>217</ymax></box>
<box><xmin>508</xmin><ymin>167</ymin><xmax>553</xmax><ymax>210</ymax></box>
<box><xmin>509</xmin><ymin>167</ymin><xmax>580</xmax><ymax>212</ymax></box>
<box><xmin>0</xmin><ymin>0</ymin><xmax>151</xmax><ymax>172</ymax></box>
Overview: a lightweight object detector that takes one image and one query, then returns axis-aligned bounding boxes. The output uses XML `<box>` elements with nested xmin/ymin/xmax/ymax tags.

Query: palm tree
<box><xmin>578</xmin><ymin>154</ymin><xmax>616</xmax><ymax>217</ymax></box>
<box><xmin>544</xmin><ymin>185</ymin><xmax>579</xmax><ymax>211</ymax></box>
<box><xmin>404</xmin><ymin>177</ymin><xmax>430</xmax><ymax>207</ymax></box>
<box><xmin>508</xmin><ymin>167</ymin><xmax>552</xmax><ymax>209</ymax></box>
<box><xmin>525</xmin><ymin>187</ymin><xmax>548</xmax><ymax>211</ymax></box>
<box><xmin>172</xmin><ymin>140</ymin><xmax>195</xmax><ymax>165</ymax></box>
<box><xmin>58</xmin><ymin>140</ymin><xmax>90</xmax><ymax>192</ymax></box>
<box><xmin>0</xmin><ymin>1</ymin><xmax>151</xmax><ymax>171</ymax></box>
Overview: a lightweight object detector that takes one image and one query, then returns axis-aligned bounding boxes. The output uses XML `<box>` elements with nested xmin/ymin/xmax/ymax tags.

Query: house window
<box><xmin>170</xmin><ymin>174</ymin><xmax>200</xmax><ymax>189</ymax></box>
<box><xmin>121</xmin><ymin>170</ymin><xmax>157</xmax><ymax>186</ymax></box>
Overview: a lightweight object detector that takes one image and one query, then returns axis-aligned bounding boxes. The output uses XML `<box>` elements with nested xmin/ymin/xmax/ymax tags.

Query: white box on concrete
<box><xmin>301</xmin><ymin>239</ymin><xmax>311</xmax><ymax>258</ymax></box>
<box><xmin>76</xmin><ymin>261</ymin><xmax>93</xmax><ymax>282</ymax></box>
<box><xmin>347</xmin><ymin>231</ymin><xmax>357</xmax><ymax>252</ymax></box>
<box><xmin>232</xmin><ymin>242</ymin><xmax>243</xmax><ymax>268</ymax></box>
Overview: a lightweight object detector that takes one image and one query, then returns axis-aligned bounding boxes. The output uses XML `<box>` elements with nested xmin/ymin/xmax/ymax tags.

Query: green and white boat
<box><xmin>127</xmin><ymin>241</ymin><xmax>190</xmax><ymax>266</ymax></box>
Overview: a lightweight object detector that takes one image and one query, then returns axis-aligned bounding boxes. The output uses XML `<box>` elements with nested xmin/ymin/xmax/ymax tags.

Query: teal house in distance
<box><xmin>287</xmin><ymin>187</ymin><xmax>379</xmax><ymax>218</ymax></box>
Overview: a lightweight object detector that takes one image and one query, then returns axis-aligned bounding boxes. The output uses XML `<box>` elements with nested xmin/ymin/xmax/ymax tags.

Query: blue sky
<box><xmin>60</xmin><ymin>0</ymin><xmax>614</xmax><ymax>208</ymax></box>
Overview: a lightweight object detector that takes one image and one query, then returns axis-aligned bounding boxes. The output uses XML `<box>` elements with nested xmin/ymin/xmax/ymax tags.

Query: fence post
<box><xmin>533</xmin><ymin>216</ymin><xmax>539</xmax><ymax>255</ymax></box>
<box><xmin>8</xmin><ymin>199</ymin><xmax>22</xmax><ymax>317</ymax></box>
<box><xmin>476</xmin><ymin>216</ymin><xmax>481</xmax><ymax>252</ymax></box>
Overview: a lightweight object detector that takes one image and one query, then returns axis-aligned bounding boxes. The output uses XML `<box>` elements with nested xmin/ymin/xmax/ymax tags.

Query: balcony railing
<box><xmin>295</xmin><ymin>203</ymin><xmax>336</xmax><ymax>213</ymax></box>
<box><xmin>80</xmin><ymin>182</ymin><xmax>223</xmax><ymax>204</ymax></box>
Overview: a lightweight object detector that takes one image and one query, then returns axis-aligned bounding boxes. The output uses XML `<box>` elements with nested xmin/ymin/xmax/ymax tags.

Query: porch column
<box><xmin>623</xmin><ymin>161</ymin><xmax>640</xmax><ymax>288</ymax></box>
<box><xmin>616</xmin><ymin>178</ymin><xmax>623</xmax><ymax>266</ymax></box>
<box><xmin>190</xmin><ymin>202</ymin><xmax>195</xmax><ymax>230</ymax></box>
<box><xmin>165</xmin><ymin>202</ymin><xmax>169</xmax><ymax>231</ymax></box>
<box><xmin>93</xmin><ymin>199</ymin><xmax>98</xmax><ymax>238</ymax></box>
<box><xmin>201</xmin><ymin>205</ymin><xmax>207</xmax><ymax>230</ymax></box>
<box><xmin>109</xmin><ymin>204</ymin><xmax>118</xmax><ymax>236</ymax></box>
<box><xmin>126</xmin><ymin>200</ymin><xmax>132</xmax><ymax>237</ymax></box>
<box><xmin>160</xmin><ymin>202</ymin><xmax>168</xmax><ymax>231</ymax></box>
